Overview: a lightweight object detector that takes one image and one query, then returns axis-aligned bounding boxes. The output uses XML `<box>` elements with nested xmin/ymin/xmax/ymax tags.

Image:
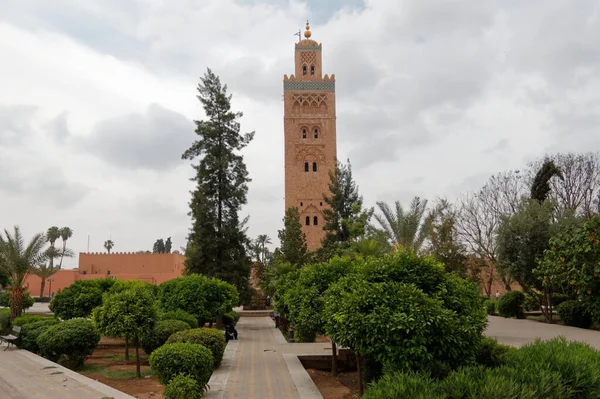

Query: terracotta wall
<box><xmin>24</xmin><ymin>252</ymin><xmax>186</xmax><ymax>297</ymax></box>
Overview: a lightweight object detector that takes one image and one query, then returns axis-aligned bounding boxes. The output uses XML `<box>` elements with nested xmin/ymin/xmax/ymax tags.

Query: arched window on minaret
<box><xmin>310</xmin><ymin>65</ymin><xmax>315</xmax><ymax>75</ymax></box>
<box><xmin>314</xmin><ymin>128</ymin><xmax>319</xmax><ymax>139</ymax></box>
<box><xmin>302</xmin><ymin>128</ymin><xmax>307</xmax><ymax>139</ymax></box>
<box><xmin>305</xmin><ymin>216</ymin><xmax>310</xmax><ymax>226</ymax></box>
<box><xmin>313</xmin><ymin>216</ymin><xmax>318</xmax><ymax>226</ymax></box>
<box><xmin>312</xmin><ymin>162</ymin><xmax>317</xmax><ymax>172</ymax></box>
<box><xmin>304</xmin><ymin>162</ymin><xmax>309</xmax><ymax>172</ymax></box>
<box><xmin>302</xmin><ymin>65</ymin><xmax>307</xmax><ymax>75</ymax></box>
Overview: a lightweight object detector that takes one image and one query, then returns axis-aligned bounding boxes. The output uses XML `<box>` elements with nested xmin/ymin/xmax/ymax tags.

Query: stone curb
<box><xmin>204</xmin><ymin>338</ymin><xmax>240</xmax><ymax>398</ymax></box>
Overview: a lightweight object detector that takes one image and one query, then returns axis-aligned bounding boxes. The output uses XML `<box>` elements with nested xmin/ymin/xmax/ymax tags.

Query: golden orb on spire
<box><xmin>304</xmin><ymin>20</ymin><xmax>312</xmax><ymax>38</ymax></box>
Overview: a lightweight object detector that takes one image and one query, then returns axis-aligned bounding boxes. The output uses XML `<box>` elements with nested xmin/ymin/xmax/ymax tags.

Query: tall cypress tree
<box><xmin>320</xmin><ymin>159</ymin><xmax>372</xmax><ymax>259</ymax></box>
<box><xmin>182</xmin><ymin>68</ymin><xmax>254</xmax><ymax>300</ymax></box>
<box><xmin>277</xmin><ymin>207</ymin><xmax>309</xmax><ymax>268</ymax></box>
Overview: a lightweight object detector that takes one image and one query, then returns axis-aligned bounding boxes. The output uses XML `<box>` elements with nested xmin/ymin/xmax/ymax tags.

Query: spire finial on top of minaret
<box><xmin>304</xmin><ymin>20</ymin><xmax>312</xmax><ymax>38</ymax></box>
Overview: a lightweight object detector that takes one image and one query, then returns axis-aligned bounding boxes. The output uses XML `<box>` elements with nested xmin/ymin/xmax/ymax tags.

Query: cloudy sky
<box><xmin>1</xmin><ymin>0</ymin><xmax>599</xmax><ymax>267</ymax></box>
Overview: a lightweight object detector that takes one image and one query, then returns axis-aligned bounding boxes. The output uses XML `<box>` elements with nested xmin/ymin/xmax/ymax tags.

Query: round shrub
<box><xmin>159</xmin><ymin>310</ymin><xmax>199</xmax><ymax>329</ymax></box>
<box><xmin>474</xmin><ymin>337</ymin><xmax>514</xmax><ymax>368</ymax></box>
<box><xmin>2</xmin><ymin>290</ymin><xmax>34</xmax><ymax>311</ymax></box>
<box><xmin>484</xmin><ymin>299</ymin><xmax>496</xmax><ymax>315</ymax></box>
<box><xmin>552</xmin><ymin>293</ymin><xmax>569</xmax><ymax>307</ymax></box>
<box><xmin>163</xmin><ymin>373</ymin><xmax>202</xmax><ymax>399</ymax></box>
<box><xmin>37</xmin><ymin>318</ymin><xmax>100</xmax><ymax>370</ymax></box>
<box><xmin>523</xmin><ymin>293</ymin><xmax>539</xmax><ymax>311</ymax></box>
<box><xmin>0</xmin><ymin>308</ymin><xmax>10</xmax><ymax>330</ymax></box>
<box><xmin>49</xmin><ymin>278</ymin><xmax>116</xmax><ymax>320</ymax></box>
<box><xmin>140</xmin><ymin>319</ymin><xmax>191</xmax><ymax>355</ymax></box>
<box><xmin>12</xmin><ymin>314</ymin><xmax>54</xmax><ymax>327</ymax></box>
<box><xmin>167</xmin><ymin>328</ymin><xmax>226</xmax><ymax>368</ymax></box>
<box><xmin>149</xmin><ymin>342</ymin><xmax>214</xmax><ymax>390</ymax></box>
<box><xmin>18</xmin><ymin>319</ymin><xmax>60</xmax><ymax>353</ymax></box>
<box><xmin>557</xmin><ymin>300</ymin><xmax>593</xmax><ymax>328</ymax></box>
<box><xmin>497</xmin><ymin>291</ymin><xmax>525</xmax><ymax>319</ymax></box>
<box><xmin>222</xmin><ymin>311</ymin><xmax>239</xmax><ymax>327</ymax></box>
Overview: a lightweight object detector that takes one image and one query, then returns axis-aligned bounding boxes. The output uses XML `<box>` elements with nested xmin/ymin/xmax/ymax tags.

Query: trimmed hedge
<box><xmin>34</xmin><ymin>297</ymin><xmax>52</xmax><ymax>303</ymax></box>
<box><xmin>474</xmin><ymin>337</ymin><xmax>513</xmax><ymax>368</ymax></box>
<box><xmin>557</xmin><ymin>300</ymin><xmax>593</xmax><ymax>329</ymax></box>
<box><xmin>37</xmin><ymin>318</ymin><xmax>100</xmax><ymax>370</ymax></box>
<box><xmin>149</xmin><ymin>342</ymin><xmax>214</xmax><ymax>390</ymax></box>
<box><xmin>140</xmin><ymin>319</ymin><xmax>191</xmax><ymax>355</ymax></box>
<box><xmin>12</xmin><ymin>314</ymin><xmax>54</xmax><ymax>327</ymax></box>
<box><xmin>484</xmin><ymin>299</ymin><xmax>496</xmax><ymax>315</ymax></box>
<box><xmin>18</xmin><ymin>319</ymin><xmax>60</xmax><ymax>353</ymax></box>
<box><xmin>0</xmin><ymin>308</ymin><xmax>10</xmax><ymax>330</ymax></box>
<box><xmin>159</xmin><ymin>310</ymin><xmax>199</xmax><ymax>329</ymax></box>
<box><xmin>163</xmin><ymin>373</ymin><xmax>202</xmax><ymax>399</ymax></box>
<box><xmin>49</xmin><ymin>278</ymin><xmax>116</xmax><ymax>319</ymax></box>
<box><xmin>498</xmin><ymin>291</ymin><xmax>525</xmax><ymax>319</ymax></box>
<box><xmin>167</xmin><ymin>328</ymin><xmax>226</xmax><ymax>368</ymax></box>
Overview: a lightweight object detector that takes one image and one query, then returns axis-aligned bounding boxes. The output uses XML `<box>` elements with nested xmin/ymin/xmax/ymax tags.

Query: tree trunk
<box><xmin>9</xmin><ymin>287</ymin><xmax>23</xmax><ymax>321</ymax></box>
<box><xmin>331</xmin><ymin>341</ymin><xmax>338</xmax><ymax>377</ymax></box>
<box><xmin>40</xmin><ymin>278</ymin><xmax>46</xmax><ymax>298</ymax></box>
<box><xmin>356</xmin><ymin>354</ymin><xmax>364</xmax><ymax>396</ymax></box>
<box><xmin>125</xmin><ymin>336</ymin><xmax>130</xmax><ymax>360</ymax></box>
<box><xmin>134</xmin><ymin>336</ymin><xmax>141</xmax><ymax>378</ymax></box>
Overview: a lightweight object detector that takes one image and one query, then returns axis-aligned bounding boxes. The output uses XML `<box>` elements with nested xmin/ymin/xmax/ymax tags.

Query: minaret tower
<box><xmin>283</xmin><ymin>21</ymin><xmax>337</xmax><ymax>251</ymax></box>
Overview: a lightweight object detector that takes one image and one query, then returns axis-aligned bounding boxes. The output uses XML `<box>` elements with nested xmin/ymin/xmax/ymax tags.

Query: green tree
<box><xmin>46</xmin><ymin>226</ymin><xmax>60</xmax><ymax>269</ymax></box>
<box><xmin>256</xmin><ymin>234</ymin><xmax>272</xmax><ymax>264</ymax></box>
<box><xmin>0</xmin><ymin>226</ymin><xmax>47</xmax><ymax>320</ymax></box>
<box><xmin>153</xmin><ymin>239</ymin><xmax>166</xmax><ymax>253</ymax></box>
<box><xmin>182</xmin><ymin>69</ymin><xmax>254</xmax><ymax>298</ymax></box>
<box><xmin>531</xmin><ymin>159</ymin><xmax>563</xmax><ymax>203</ymax></box>
<box><xmin>58</xmin><ymin>227</ymin><xmax>73</xmax><ymax>269</ymax></box>
<box><xmin>321</xmin><ymin>159</ymin><xmax>373</xmax><ymax>259</ymax></box>
<box><xmin>165</xmin><ymin>237</ymin><xmax>172</xmax><ymax>253</ymax></box>
<box><xmin>277</xmin><ymin>207</ymin><xmax>309</xmax><ymax>268</ymax></box>
<box><xmin>50</xmin><ymin>278</ymin><xmax>117</xmax><ymax>320</ymax></box>
<box><xmin>374</xmin><ymin>197</ymin><xmax>432</xmax><ymax>252</ymax></box>
<box><xmin>92</xmin><ymin>287</ymin><xmax>157</xmax><ymax>378</ymax></box>
<box><xmin>34</xmin><ymin>246</ymin><xmax>74</xmax><ymax>297</ymax></box>
<box><xmin>104</xmin><ymin>239</ymin><xmax>114</xmax><ymax>253</ymax></box>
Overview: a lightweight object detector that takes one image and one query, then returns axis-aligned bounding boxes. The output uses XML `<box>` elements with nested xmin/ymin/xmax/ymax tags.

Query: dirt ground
<box><xmin>307</xmin><ymin>369</ymin><xmax>360</xmax><ymax>399</ymax></box>
<box><xmin>81</xmin><ymin>337</ymin><xmax>164</xmax><ymax>399</ymax></box>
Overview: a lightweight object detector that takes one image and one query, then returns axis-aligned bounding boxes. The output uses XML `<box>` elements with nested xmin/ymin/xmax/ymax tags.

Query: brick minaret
<box><xmin>283</xmin><ymin>21</ymin><xmax>337</xmax><ymax>251</ymax></box>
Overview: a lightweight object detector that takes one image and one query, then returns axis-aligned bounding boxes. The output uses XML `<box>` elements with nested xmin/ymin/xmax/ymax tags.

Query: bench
<box><xmin>1</xmin><ymin>326</ymin><xmax>21</xmax><ymax>350</ymax></box>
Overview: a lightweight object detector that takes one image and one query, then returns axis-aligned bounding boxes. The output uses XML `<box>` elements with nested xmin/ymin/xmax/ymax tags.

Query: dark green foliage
<box><xmin>159</xmin><ymin>310</ymin><xmax>199</xmax><ymax>329</ymax></box>
<box><xmin>362</xmin><ymin>372</ymin><xmax>441</xmax><ymax>399</ymax></box>
<box><xmin>498</xmin><ymin>291</ymin><xmax>525</xmax><ymax>318</ymax></box>
<box><xmin>108</xmin><ymin>279</ymin><xmax>158</xmax><ymax>296</ymax></box>
<box><xmin>49</xmin><ymin>278</ymin><xmax>115</xmax><ymax>319</ymax></box>
<box><xmin>34</xmin><ymin>296</ymin><xmax>51</xmax><ymax>303</ymax></box>
<box><xmin>484</xmin><ymin>299</ymin><xmax>496</xmax><ymax>315</ymax></box>
<box><xmin>12</xmin><ymin>314</ymin><xmax>53</xmax><ymax>326</ymax></box>
<box><xmin>294</xmin><ymin>326</ymin><xmax>317</xmax><ymax>343</ymax></box>
<box><xmin>222</xmin><ymin>310</ymin><xmax>239</xmax><ymax>327</ymax></box>
<box><xmin>0</xmin><ymin>290</ymin><xmax>8</xmax><ymax>307</ymax></box>
<box><xmin>163</xmin><ymin>373</ymin><xmax>201</xmax><ymax>399</ymax></box>
<box><xmin>523</xmin><ymin>292</ymin><xmax>539</xmax><ymax>311</ymax></box>
<box><xmin>183</xmin><ymin>68</ymin><xmax>254</xmax><ymax>301</ymax></box>
<box><xmin>140</xmin><ymin>319</ymin><xmax>191</xmax><ymax>355</ymax></box>
<box><xmin>167</xmin><ymin>328</ymin><xmax>226</xmax><ymax>368</ymax></box>
<box><xmin>0</xmin><ymin>308</ymin><xmax>10</xmax><ymax>330</ymax></box>
<box><xmin>552</xmin><ymin>293</ymin><xmax>570</xmax><ymax>307</ymax></box>
<box><xmin>0</xmin><ymin>290</ymin><xmax>33</xmax><ymax>310</ymax></box>
<box><xmin>153</xmin><ymin>237</ymin><xmax>172</xmax><ymax>253</ymax></box>
<box><xmin>0</xmin><ymin>271</ymin><xmax>8</xmax><ymax>289</ymax></box>
<box><xmin>158</xmin><ymin>275</ymin><xmax>238</xmax><ymax>326</ymax></box>
<box><xmin>531</xmin><ymin>160</ymin><xmax>563</xmax><ymax>203</ymax></box>
<box><xmin>324</xmin><ymin>251</ymin><xmax>487</xmax><ymax>376</ymax></box>
<box><xmin>37</xmin><ymin>318</ymin><xmax>100</xmax><ymax>370</ymax></box>
<box><xmin>321</xmin><ymin>159</ymin><xmax>372</xmax><ymax>258</ymax></box>
<box><xmin>149</xmin><ymin>342</ymin><xmax>214</xmax><ymax>389</ymax></box>
<box><xmin>277</xmin><ymin>207</ymin><xmax>309</xmax><ymax>267</ymax></box>
<box><xmin>557</xmin><ymin>300</ymin><xmax>593</xmax><ymax>328</ymax></box>
<box><xmin>474</xmin><ymin>337</ymin><xmax>513</xmax><ymax>368</ymax></box>
<box><xmin>18</xmin><ymin>319</ymin><xmax>60</xmax><ymax>353</ymax></box>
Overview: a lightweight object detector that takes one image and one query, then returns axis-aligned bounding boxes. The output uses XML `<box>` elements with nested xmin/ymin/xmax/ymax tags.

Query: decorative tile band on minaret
<box><xmin>283</xmin><ymin>21</ymin><xmax>338</xmax><ymax>251</ymax></box>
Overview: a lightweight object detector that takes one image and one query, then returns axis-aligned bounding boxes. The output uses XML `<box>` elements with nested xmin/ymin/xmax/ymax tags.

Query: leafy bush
<box><xmin>37</xmin><ymin>318</ymin><xmax>100</xmax><ymax>370</ymax></box>
<box><xmin>222</xmin><ymin>311</ymin><xmax>239</xmax><ymax>327</ymax></box>
<box><xmin>163</xmin><ymin>373</ymin><xmax>202</xmax><ymax>399</ymax></box>
<box><xmin>484</xmin><ymin>299</ymin><xmax>496</xmax><ymax>315</ymax></box>
<box><xmin>167</xmin><ymin>328</ymin><xmax>226</xmax><ymax>368</ymax></box>
<box><xmin>34</xmin><ymin>296</ymin><xmax>52</xmax><ymax>303</ymax></box>
<box><xmin>552</xmin><ymin>293</ymin><xmax>569</xmax><ymax>307</ymax></box>
<box><xmin>18</xmin><ymin>319</ymin><xmax>60</xmax><ymax>353</ymax></box>
<box><xmin>12</xmin><ymin>314</ymin><xmax>53</xmax><ymax>327</ymax></box>
<box><xmin>2</xmin><ymin>290</ymin><xmax>35</xmax><ymax>311</ymax></box>
<box><xmin>0</xmin><ymin>291</ymin><xmax>8</xmax><ymax>307</ymax></box>
<box><xmin>474</xmin><ymin>337</ymin><xmax>513</xmax><ymax>368</ymax></box>
<box><xmin>140</xmin><ymin>319</ymin><xmax>191</xmax><ymax>355</ymax></box>
<box><xmin>0</xmin><ymin>308</ymin><xmax>10</xmax><ymax>330</ymax></box>
<box><xmin>149</xmin><ymin>342</ymin><xmax>214</xmax><ymax>391</ymax></box>
<box><xmin>557</xmin><ymin>300</ymin><xmax>593</xmax><ymax>329</ymax></box>
<box><xmin>523</xmin><ymin>293</ymin><xmax>539</xmax><ymax>311</ymax></box>
<box><xmin>497</xmin><ymin>291</ymin><xmax>525</xmax><ymax>319</ymax></box>
<box><xmin>158</xmin><ymin>275</ymin><xmax>238</xmax><ymax>326</ymax></box>
<box><xmin>160</xmin><ymin>310</ymin><xmax>199</xmax><ymax>329</ymax></box>
<box><xmin>362</xmin><ymin>372</ymin><xmax>441</xmax><ymax>399</ymax></box>
<box><xmin>295</xmin><ymin>325</ymin><xmax>317</xmax><ymax>343</ymax></box>
<box><xmin>49</xmin><ymin>279</ymin><xmax>114</xmax><ymax>319</ymax></box>
<box><xmin>108</xmin><ymin>279</ymin><xmax>158</xmax><ymax>296</ymax></box>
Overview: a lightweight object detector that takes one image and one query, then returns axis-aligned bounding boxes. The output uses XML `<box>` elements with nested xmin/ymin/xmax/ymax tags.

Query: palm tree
<box><xmin>58</xmin><ymin>226</ymin><xmax>73</xmax><ymax>269</ymax></box>
<box><xmin>34</xmin><ymin>246</ymin><xmax>75</xmax><ymax>297</ymax></box>
<box><xmin>46</xmin><ymin>226</ymin><xmax>60</xmax><ymax>270</ymax></box>
<box><xmin>256</xmin><ymin>234</ymin><xmax>272</xmax><ymax>263</ymax></box>
<box><xmin>104</xmin><ymin>239</ymin><xmax>114</xmax><ymax>253</ymax></box>
<box><xmin>0</xmin><ymin>226</ymin><xmax>47</xmax><ymax>320</ymax></box>
<box><xmin>373</xmin><ymin>196</ymin><xmax>433</xmax><ymax>253</ymax></box>
<box><xmin>250</xmin><ymin>241</ymin><xmax>262</xmax><ymax>263</ymax></box>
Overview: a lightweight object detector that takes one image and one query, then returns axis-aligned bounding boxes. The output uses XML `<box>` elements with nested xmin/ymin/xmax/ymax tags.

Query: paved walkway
<box><xmin>485</xmin><ymin>315</ymin><xmax>600</xmax><ymax>349</ymax></box>
<box><xmin>0</xmin><ymin>344</ymin><xmax>133</xmax><ymax>399</ymax></box>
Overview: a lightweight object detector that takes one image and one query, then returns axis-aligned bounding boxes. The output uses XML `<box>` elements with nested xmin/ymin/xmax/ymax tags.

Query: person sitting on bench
<box><xmin>225</xmin><ymin>324</ymin><xmax>238</xmax><ymax>341</ymax></box>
